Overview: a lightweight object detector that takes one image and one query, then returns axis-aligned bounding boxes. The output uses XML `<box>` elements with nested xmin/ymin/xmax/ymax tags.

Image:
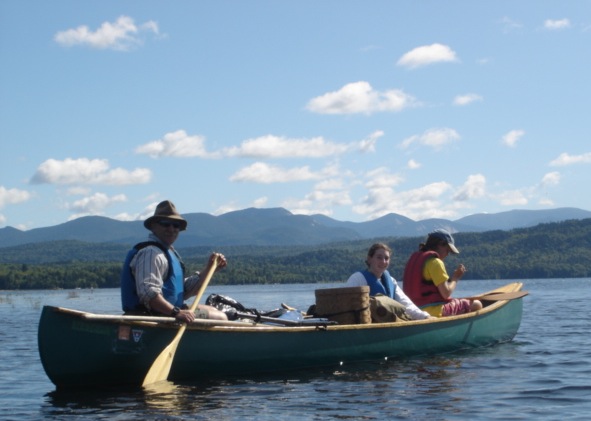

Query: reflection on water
<box><xmin>42</xmin><ymin>355</ymin><xmax>485</xmax><ymax>420</ymax></box>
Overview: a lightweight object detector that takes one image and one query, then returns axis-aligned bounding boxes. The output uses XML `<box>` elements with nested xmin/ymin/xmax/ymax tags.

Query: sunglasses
<box><xmin>157</xmin><ymin>220</ymin><xmax>182</xmax><ymax>229</ymax></box>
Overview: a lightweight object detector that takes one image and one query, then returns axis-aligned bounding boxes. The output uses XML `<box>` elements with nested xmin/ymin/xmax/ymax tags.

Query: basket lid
<box><xmin>315</xmin><ymin>286</ymin><xmax>369</xmax><ymax>297</ymax></box>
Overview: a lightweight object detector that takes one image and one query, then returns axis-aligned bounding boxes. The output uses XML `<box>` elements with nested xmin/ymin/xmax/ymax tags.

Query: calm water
<box><xmin>1</xmin><ymin>279</ymin><xmax>590</xmax><ymax>420</ymax></box>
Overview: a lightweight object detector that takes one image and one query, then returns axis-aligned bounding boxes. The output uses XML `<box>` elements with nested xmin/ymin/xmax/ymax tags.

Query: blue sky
<box><xmin>1</xmin><ymin>1</ymin><xmax>590</xmax><ymax>230</ymax></box>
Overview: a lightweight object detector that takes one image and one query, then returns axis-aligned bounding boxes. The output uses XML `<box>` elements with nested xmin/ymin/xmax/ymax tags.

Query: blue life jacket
<box><xmin>361</xmin><ymin>269</ymin><xmax>397</xmax><ymax>299</ymax></box>
<box><xmin>120</xmin><ymin>241</ymin><xmax>185</xmax><ymax>313</ymax></box>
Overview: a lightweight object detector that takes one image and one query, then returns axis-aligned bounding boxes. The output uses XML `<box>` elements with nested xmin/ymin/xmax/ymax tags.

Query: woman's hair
<box><xmin>419</xmin><ymin>235</ymin><xmax>447</xmax><ymax>252</ymax></box>
<box><xmin>365</xmin><ymin>242</ymin><xmax>392</xmax><ymax>267</ymax></box>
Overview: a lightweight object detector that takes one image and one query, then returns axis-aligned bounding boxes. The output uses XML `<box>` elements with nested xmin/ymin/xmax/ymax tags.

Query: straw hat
<box><xmin>143</xmin><ymin>200</ymin><xmax>188</xmax><ymax>231</ymax></box>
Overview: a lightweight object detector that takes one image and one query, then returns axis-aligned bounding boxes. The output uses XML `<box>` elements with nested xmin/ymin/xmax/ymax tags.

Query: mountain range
<box><xmin>1</xmin><ymin>207</ymin><xmax>590</xmax><ymax>248</ymax></box>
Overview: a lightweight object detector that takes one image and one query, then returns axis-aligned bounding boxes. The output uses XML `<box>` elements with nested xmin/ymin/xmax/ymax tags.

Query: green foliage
<box><xmin>1</xmin><ymin>219</ymin><xmax>590</xmax><ymax>290</ymax></box>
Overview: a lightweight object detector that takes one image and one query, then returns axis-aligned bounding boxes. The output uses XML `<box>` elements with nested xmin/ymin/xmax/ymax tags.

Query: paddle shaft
<box><xmin>142</xmin><ymin>255</ymin><xmax>220</xmax><ymax>386</ymax></box>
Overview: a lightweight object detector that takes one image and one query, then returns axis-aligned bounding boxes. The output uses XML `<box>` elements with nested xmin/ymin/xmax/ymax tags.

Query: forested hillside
<box><xmin>1</xmin><ymin>218</ymin><xmax>590</xmax><ymax>290</ymax></box>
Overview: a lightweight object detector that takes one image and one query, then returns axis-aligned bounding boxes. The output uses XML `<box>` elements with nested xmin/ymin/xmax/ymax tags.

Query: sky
<box><xmin>1</xmin><ymin>1</ymin><xmax>591</xmax><ymax>231</ymax></box>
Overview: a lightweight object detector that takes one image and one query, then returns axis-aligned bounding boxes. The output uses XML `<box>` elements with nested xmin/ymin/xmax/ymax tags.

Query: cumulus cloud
<box><xmin>453</xmin><ymin>93</ymin><xmax>483</xmax><ymax>106</ymax></box>
<box><xmin>229</xmin><ymin>162</ymin><xmax>321</xmax><ymax>183</ymax></box>
<box><xmin>544</xmin><ymin>18</ymin><xmax>571</xmax><ymax>30</ymax></box>
<box><xmin>224</xmin><ymin>135</ymin><xmax>353</xmax><ymax>158</ymax></box>
<box><xmin>136</xmin><ymin>130</ymin><xmax>214</xmax><ymax>158</ymax></box>
<box><xmin>400</xmin><ymin>128</ymin><xmax>460</xmax><ymax>150</ymax></box>
<box><xmin>282</xmin><ymin>189</ymin><xmax>353</xmax><ymax>217</ymax></box>
<box><xmin>0</xmin><ymin>186</ymin><xmax>32</xmax><ymax>208</ymax></box>
<box><xmin>364</xmin><ymin>167</ymin><xmax>404</xmax><ymax>189</ymax></box>
<box><xmin>353</xmin><ymin>180</ymin><xmax>454</xmax><ymax>220</ymax></box>
<box><xmin>397</xmin><ymin>43</ymin><xmax>458</xmax><ymax>69</ymax></box>
<box><xmin>114</xmin><ymin>201</ymin><xmax>161</xmax><ymax>222</ymax></box>
<box><xmin>453</xmin><ymin>174</ymin><xmax>486</xmax><ymax>201</ymax></box>
<box><xmin>30</xmin><ymin>158</ymin><xmax>151</xmax><ymax>185</ymax></box>
<box><xmin>54</xmin><ymin>16</ymin><xmax>160</xmax><ymax>51</ymax></box>
<box><xmin>306</xmin><ymin>81</ymin><xmax>417</xmax><ymax>115</ymax></box>
<box><xmin>495</xmin><ymin>190</ymin><xmax>528</xmax><ymax>206</ymax></box>
<box><xmin>549</xmin><ymin>152</ymin><xmax>591</xmax><ymax>166</ymax></box>
<box><xmin>501</xmin><ymin>129</ymin><xmax>525</xmax><ymax>148</ymax></box>
<box><xmin>67</xmin><ymin>192</ymin><xmax>127</xmax><ymax>219</ymax></box>
<box><xmin>407</xmin><ymin>159</ymin><xmax>421</xmax><ymax>169</ymax></box>
<box><xmin>541</xmin><ymin>171</ymin><xmax>561</xmax><ymax>187</ymax></box>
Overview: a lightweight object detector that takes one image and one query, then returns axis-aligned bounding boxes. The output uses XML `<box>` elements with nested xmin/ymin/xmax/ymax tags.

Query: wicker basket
<box><xmin>314</xmin><ymin>286</ymin><xmax>371</xmax><ymax>325</ymax></box>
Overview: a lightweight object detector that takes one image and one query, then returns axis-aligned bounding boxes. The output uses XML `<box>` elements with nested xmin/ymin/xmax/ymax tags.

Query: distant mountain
<box><xmin>0</xmin><ymin>206</ymin><xmax>590</xmax><ymax>248</ymax></box>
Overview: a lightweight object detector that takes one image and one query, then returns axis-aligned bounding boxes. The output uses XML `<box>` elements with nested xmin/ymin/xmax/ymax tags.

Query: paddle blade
<box><xmin>142</xmin><ymin>326</ymin><xmax>185</xmax><ymax>387</ymax></box>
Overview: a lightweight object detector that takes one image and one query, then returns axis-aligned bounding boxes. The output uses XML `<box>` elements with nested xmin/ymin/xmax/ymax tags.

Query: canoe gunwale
<box><xmin>46</xmin><ymin>281</ymin><xmax>524</xmax><ymax>332</ymax></box>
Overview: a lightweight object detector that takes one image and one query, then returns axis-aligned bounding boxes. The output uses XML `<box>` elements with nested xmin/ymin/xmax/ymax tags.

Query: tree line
<box><xmin>1</xmin><ymin>218</ymin><xmax>590</xmax><ymax>290</ymax></box>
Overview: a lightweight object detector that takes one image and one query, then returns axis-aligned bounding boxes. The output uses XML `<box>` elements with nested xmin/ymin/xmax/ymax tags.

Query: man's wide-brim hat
<box><xmin>144</xmin><ymin>200</ymin><xmax>188</xmax><ymax>231</ymax></box>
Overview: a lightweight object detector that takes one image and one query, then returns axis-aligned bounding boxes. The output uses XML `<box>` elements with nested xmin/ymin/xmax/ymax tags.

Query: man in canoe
<box><xmin>402</xmin><ymin>229</ymin><xmax>482</xmax><ymax>317</ymax></box>
<box><xmin>346</xmin><ymin>243</ymin><xmax>433</xmax><ymax>321</ymax></box>
<box><xmin>121</xmin><ymin>200</ymin><xmax>228</xmax><ymax>322</ymax></box>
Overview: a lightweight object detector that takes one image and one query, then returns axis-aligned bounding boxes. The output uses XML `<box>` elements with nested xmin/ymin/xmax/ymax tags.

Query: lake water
<box><xmin>1</xmin><ymin>278</ymin><xmax>590</xmax><ymax>420</ymax></box>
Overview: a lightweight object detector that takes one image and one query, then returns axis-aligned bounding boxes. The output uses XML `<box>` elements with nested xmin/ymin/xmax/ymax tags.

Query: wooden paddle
<box><xmin>465</xmin><ymin>290</ymin><xmax>529</xmax><ymax>302</ymax></box>
<box><xmin>142</xmin><ymin>255</ymin><xmax>220</xmax><ymax>387</ymax></box>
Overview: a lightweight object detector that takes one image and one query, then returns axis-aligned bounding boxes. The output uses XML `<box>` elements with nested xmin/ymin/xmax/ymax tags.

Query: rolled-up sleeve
<box><xmin>130</xmin><ymin>246</ymin><xmax>169</xmax><ymax>308</ymax></box>
<box><xmin>183</xmin><ymin>273</ymin><xmax>202</xmax><ymax>299</ymax></box>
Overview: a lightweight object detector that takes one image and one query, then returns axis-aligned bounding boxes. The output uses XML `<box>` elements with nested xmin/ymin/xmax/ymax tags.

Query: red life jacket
<box><xmin>402</xmin><ymin>250</ymin><xmax>449</xmax><ymax>307</ymax></box>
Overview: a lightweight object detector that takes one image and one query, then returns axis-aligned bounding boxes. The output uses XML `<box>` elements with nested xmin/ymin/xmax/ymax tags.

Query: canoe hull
<box><xmin>38</xmin><ymin>283</ymin><xmax>524</xmax><ymax>389</ymax></box>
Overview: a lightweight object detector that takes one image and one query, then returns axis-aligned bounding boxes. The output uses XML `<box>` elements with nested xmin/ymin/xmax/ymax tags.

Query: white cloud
<box><xmin>353</xmin><ymin>180</ymin><xmax>454</xmax><ymax>220</ymax></box>
<box><xmin>30</xmin><ymin>158</ymin><xmax>151</xmax><ymax>185</ymax></box>
<box><xmin>114</xmin><ymin>201</ymin><xmax>159</xmax><ymax>222</ymax></box>
<box><xmin>549</xmin><ymin>152</ymin><xmax>591</xmax><ymax>166</ymax></box>
<box><xmin>229</xmin><ymin>162</ymin><xmax>321</xmax><ymax>183</ymax></box>
<box><xmin>400</xmin><ymin>128</ymin><xmax>460</xmax><ymax>150</ymax></box>
<box><xmin>136</xmin><ymin>130</ymin><xmax>214</xmax><ymax>158</ymax></box>
<box><xmin>544</xmin><ymin>19</ymin><xmax>571</xmax><ymax>30</ymax></box>
<box><xmin>453</xmin><ymin>93</ymin><xmax>483</xmax><ymax>106</ymax></box>
<box><xmin>0</xmin><ymin>186</ymin><xmax>32</xmax><ymax>208</ymax></box>
<box><xmin>359</xmin><ymin>131</ymin><xmax>384</xmax><ymax>153</ymax></box>
<box><xmin>364</xmin><ymin>167</ymin><xmax>404</xmax><ymax>189</ymax></box>
<box><xmin>54</xmin><ymin>16</ymin><xmax>160</xmax><ymax>51</ymax></box>
<box><xmin>67</xmin><ymin>192</ymin><xmax>127</xmax><ymax>218</ymax></box>
<box><xmin>453</xmin><ymin>174</ymin><xmax>486</xmax><ymax>201</ymax></box>
<box><xmin>224</xmin><ymin>135</ymin><xmax>351</xmax><ymax>158</ymax></box>
<box><xmin>501</xmin><ymin>129</ymin><xmax>525</xmax><ymax>148</ymax></box>
<box><xmin>541</xmin><ymin>171</ymin><xmax>561</xmax><ymax>187</ymax></box>
<box><xmin>306</xmin><ymin>81</ymin><xmax>417</xmax><ymax>115</ymax></box>
<box><xmin>397</xmin><ymin>43</ymin><xmax>458</xmax><ymax>69</ymax></box>
<box><xmin>495</xmin><ymin>190</ymin><xmax>528</xmax><ymax>206</ymax></box>
<box><xmin>283</xmin><ymin>189</ymin><xmax>352</xmax><ymax>217</ymax></box>
<box><xmin>407</xmin><ymin>159</ymin><xmax>421</xmax><ymax>169</ymax></box>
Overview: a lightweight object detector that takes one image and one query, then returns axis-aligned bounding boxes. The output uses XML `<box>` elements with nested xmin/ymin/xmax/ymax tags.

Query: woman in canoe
<box><xmin>346</xmin><ymin>242</ymin><xmax>432</xmax><ymax>320</ymax></box>
<box><xmin>402</xmin><ymin>229</ymin><xmax>483</xmax><ymax>317</ymax></box>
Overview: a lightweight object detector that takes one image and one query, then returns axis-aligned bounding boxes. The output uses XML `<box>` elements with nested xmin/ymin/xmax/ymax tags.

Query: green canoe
<box><xmin>38</xmin><ymin>282</ymin><xmax>525</xmax><ymax>389</ymax></box>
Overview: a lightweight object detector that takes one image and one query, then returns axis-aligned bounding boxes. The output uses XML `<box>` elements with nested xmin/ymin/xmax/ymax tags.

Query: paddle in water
<box><xmin>142</xmin><ymin>255</ymin><xmax>220</xmax><ymax>387</ymax></box>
